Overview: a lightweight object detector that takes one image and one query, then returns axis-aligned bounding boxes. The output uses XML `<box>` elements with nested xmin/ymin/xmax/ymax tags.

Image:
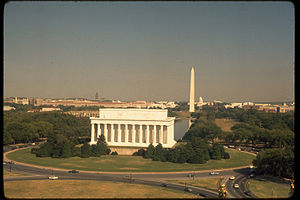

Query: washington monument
<box><xmin>189</xmin><ymin>67</ymin><xmax>195</xmax><ymax>112</ymax></box>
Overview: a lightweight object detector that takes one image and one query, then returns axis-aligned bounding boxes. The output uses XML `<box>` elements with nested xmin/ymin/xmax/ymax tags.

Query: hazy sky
<box><xmin>4</xmin><ymin>1</ymin><xmax>294</xmax><ymax>102</ymax></box>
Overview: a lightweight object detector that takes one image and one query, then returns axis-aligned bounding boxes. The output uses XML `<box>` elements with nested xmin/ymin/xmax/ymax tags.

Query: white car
<box><xmin>48</xmin><ymin>176</ymin><xmax>58</xmax><ymax>180</ymax></box>
<box><xmin>229</xmin><ymin>176</ymin><xmax>235</xmax><ymax>180</ymax></box>
<box><xmin>233</xmin><ymin>184</ymin><xmax>239</xmax><ymax>189</ymax></box>
<box><xmin>210</xmin><ymin>172</ymin><xmax>220</xmax><ymax>175</ymax></box>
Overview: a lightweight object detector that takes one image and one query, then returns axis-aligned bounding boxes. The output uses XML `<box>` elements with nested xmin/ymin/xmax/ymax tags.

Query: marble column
<box><xmin>159</xmin><ymin>125</ymin><xmax>163</xmax><ymax>144</ymax></box>
<box><xmin>117</xmin><ymin>124</ymin><xmax>121</xmax><ymax>143</ymax></box>
<box><xmin>124</xmin><ymin>124</ymin><xmax>128</xmax><ymax>143</ymax></box>
<box><xmin>138</xmin><ymin>124</ymin><xmax>142</xmax><ymax>144</ymax></box>
<box><xmin>91</xmin><ymin>123</ymin><xmax>95</xmax><ymax>143</ymax></box>
<box><xmin>104</xmin><ymin>124</ymin><xmax>108</xmax><ymax>142</ymax></box>
<box><xmin>97</xmin><ymin>123</ymin><xmax>101</xmax><ymax>139</ymax></box>
<box><xmin>132</xmin><ymin>125</ymin><xmax>136</xmax><ymax>143</ymax></box>
<box><xmin>111</xmin><ymin>124</ymin><xmax>115</xmax><ymax>143</ymax></box>
<box><xmin>145</xmin><ymin>125</ymin><xmax>149</xmax><ymax>144</ymax></box>
<box><xmin>153</xmin><ymin>125</ymin><xmax>157</xmax><ymax>145</ymax></box>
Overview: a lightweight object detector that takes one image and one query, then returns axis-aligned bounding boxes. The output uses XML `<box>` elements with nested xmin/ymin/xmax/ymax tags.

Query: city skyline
<box><xmin>4</xmin><ymin>2</ymin><xmax>294</xmax><ymax>102</ymax></box>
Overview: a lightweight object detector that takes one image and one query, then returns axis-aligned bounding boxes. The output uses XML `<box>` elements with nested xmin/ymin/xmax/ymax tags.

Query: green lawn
<box><xmin>7</xmin><ymin>148</ymin><xmax>255</xmax><ymax>172</ymax></box>
<box><xmin>248</xmin><ymin>179</ymin><xmax>291</xmax><ymax>198</ymax></box>
<box><xmin>4</xmin><ymin>180</ymin><xmax>198</xmax><ymax>198</ymax></box>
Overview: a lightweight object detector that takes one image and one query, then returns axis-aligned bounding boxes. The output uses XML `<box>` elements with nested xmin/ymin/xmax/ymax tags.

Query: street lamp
<box><xmin>193</xmin><ymin>168</ymin><xmax>195</xmax><ymax>180</ymax></box>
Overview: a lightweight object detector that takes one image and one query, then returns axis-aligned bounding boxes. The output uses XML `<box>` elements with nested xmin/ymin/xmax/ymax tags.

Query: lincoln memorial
<box><xmin>89</xmin><ymin>108</ymin><xmax>176</xmax><ymax>154</ymax></box>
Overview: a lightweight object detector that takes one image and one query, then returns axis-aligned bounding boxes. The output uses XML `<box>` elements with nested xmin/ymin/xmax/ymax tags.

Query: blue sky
<box><xmin>4</xmin><ymin>1</ymin><xmax>294</xmax><ymax>102</ymax></box>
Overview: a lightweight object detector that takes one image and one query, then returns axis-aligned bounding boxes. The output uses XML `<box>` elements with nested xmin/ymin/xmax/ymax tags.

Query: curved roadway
<box><xmin>4</xmin><ymin>148</ymin><xmax>255</xmax><ymax>198</ymax></box>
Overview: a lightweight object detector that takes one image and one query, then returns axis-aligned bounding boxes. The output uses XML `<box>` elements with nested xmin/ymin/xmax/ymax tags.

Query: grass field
<box><xmin>7</xmin><ymin>147</ymin><xmax>255</xmax><ymax>172</ymax></box>
<box><xmin>247</xmin><ymin>179</ymin><xmax>291</xmax><ymax>198</ymax></box>
<box><xmin>215</xmin><ymin>118</ymin><xmax>240</xmax><ymax>132</ymax></box>
<box><xmin>168</xmin><ymin>177</ymin><xmax>221</xmax><ymax>192</ymax></box>
<box><xmin>4</xmin><ymin>180</ymin><xmax>198</xmax><ymax>198</ymax></box>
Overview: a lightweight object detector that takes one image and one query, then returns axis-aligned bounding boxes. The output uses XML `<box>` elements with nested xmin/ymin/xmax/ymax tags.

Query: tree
<box><xmin>152</xmin><ymin>144</ymin><xmax>166</xmax><ymax>161</ymax></box>
<box><xmin>6</xmin><ymin>122</ymin><xmax>24</xmax><ymax>143</ymax></box>
<box><xmin>36</xmin><ymin>142</ymin><xmax>53</xmax><ymax>157</ymax></box>
<box><xmin>33</xmin><ymin>121</ymin><xmax>53</xmax><ymax>138</ymax></box>
<box><xmin>144</xmin><ymin>144</ymin><xmax>155</xmax><ymax>159</ymax></box>
<box><xmin>80</xmin><ymin>142</ymin><xmax>91</xmax><ymax>158</ymax></box>
<box><xmin>210</xmin><ymin>143</ymin><xmax>225</xmax><ymax>160</ymax></box>
<box><xmin>71</xmin><ymin>146</ymin><xmax>81</xmax><ymax>157</ymax></box>
<box><xmin>253</xmin><ymin>148</ymin><xmax>294</xmax><ymax>179</ymax></box>
<box><xmin>3</xmin><ymin>131</ymin><xmax>14</xmax><ymax>145</ymax></box>
<box><xmin>61</xmin><ymin>142</ymin><xmax>72</xmax><ymax>158</ymax></box>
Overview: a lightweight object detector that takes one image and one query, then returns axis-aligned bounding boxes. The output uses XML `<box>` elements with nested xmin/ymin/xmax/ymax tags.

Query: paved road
<box><xmin>3</xmin><ymin>147</ymin><xmax>256</xmax><ymax>198</ymax></box>
<box><xmin>4</xmin><ymin>161</ymin><xmax>256</xmax><ymax>198</ymax></box>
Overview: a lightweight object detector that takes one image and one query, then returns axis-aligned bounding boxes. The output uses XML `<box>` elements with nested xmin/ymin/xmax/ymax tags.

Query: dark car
<box><xmin>198</xmin><ymin>193</ymin><xmax>207</xmax><ymax>197</ymax></box>
<box><xmin>161</xmin><ymin>183</ymin><xmax>167</xmax><ymax>187</ymax></box>
<box><xmin>68</xmin><ymin>170</ymin><xmax>79</xmax><ymax>173</ymax></box>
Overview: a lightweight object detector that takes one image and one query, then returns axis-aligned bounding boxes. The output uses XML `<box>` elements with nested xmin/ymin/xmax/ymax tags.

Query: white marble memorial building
<box><xmin>89</xmin><ymin>108</ymin><xmax>176</xmax><ymax>149</ymax></box>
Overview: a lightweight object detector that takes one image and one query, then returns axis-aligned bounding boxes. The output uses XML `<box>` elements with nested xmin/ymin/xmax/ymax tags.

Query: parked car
<box><xmin>48</xmin><ymin>176</ymin><xmax>58</xmax><ymax>180</ymax></box>
<box><xmin>184</xmin><ymin>188</ymin><xmax>192</xmax><ymax>192</ymax></box>
<box><xmin>198</xmin><ymin>193</ymin><xmax>207</xmax><ymax>197</ymax></box>
<box><xmin>68</xmin><ymin>170</ymin><xmax>79</xmax><ymax>173</ymax></box>
<box><xmin>249</xmin><ymin>174</ymin><xmax>255</xmax><ymax>178</ymax></box>
<box><xmin>161</xmin><ymin>183</ymin><xmax>167</xmax><ymax>187</ymax></box>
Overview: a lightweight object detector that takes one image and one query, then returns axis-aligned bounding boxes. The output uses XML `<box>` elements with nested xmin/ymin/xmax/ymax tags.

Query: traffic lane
<box><xmin>117</xmin><ymin>169</ymin><xmax>246</xmax><ymax>180</ymax></box>
<box><xmin>226</xmin><ymin>175</ymin><xmax>251</xmax><ymax>198</ymax></box>
<box><xmin>5</xmin><ymin>162</ymin><xmax>249</xmax><ymax>180</ymax></box>
<box><xmin>236</xmin><ymin>176</ymin><xmax>252</xmax><ymax>198</ymax></box>
<box><xmin>226</xmin><ymin>175</ymin><xmax>243</xmax><ymax>198</ymax></box>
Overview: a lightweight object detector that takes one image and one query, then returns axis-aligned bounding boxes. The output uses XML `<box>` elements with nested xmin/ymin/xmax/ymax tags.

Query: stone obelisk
<box><xmin>189</xmin><ymin>67</ymin><xmax>195</xmax><ymax>112</ymax></box>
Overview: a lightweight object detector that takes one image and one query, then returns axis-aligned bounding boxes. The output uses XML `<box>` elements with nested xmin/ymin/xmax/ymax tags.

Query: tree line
<box><xmin>4</xmin><ymin>111</ymin><xmax>90</xmax><ymax>145</ymax></box>
<box><xmin>31</xmin><ymin>134</ymin><xmax>111</xmax><ymax>158</ymax></box>
<box><xmin>134</xmin><ymin>138</ymin><xmax>229</xmax><ymax>164</ymax></box>
<box><xmin>190</xmin><ymin>108</ymin><xmax>294</xmax><ymax>179</ymax></box>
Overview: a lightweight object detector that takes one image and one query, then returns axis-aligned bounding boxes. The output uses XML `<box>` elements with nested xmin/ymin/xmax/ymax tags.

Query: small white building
<box><xmin>41</xmin><ymin>107</ymin><xmax>61</xmax><ymax>112</ymax></box>
<box><xmin>90</xmin><ymin>108</ymin><xmax>176</xmax><ymax>154</ymax></box>
<box><xmin>4</xmin><ymin>106</ymin><xmax>16</xmax><ymax>111</ymax></box>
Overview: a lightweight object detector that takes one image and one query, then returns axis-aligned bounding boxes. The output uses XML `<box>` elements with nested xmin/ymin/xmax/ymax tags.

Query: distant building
<box><xmin>27</xmin><ymin>109</ymin><xmax>41</xmax><ymax>113</ymax></box>
<box><xmin>224</xmin><ymin>102</ymin><xmax>294</xmax><ymax>113</ymax></box>
<box><xmin>224</xmin><ymin>103</ymin><xmax>243</xmax><ymax>108</ymax></box>
<box><xmin>41</xmin><ymin>107</ymin><xmax>61</xmax><ymax>112</ymax></box>
<box><xmin>65</xmin><ymin>110</ymin><xmax>99</xmax><ymax>117</ymax></box>
<box><xmin>197</xmin><ymin>97</ymin><xmax>208</xmax><ymax>107</ymax></box>
<box><xmin>4</xmin><ymin>106</ymin><xmax>15</xmax><ymax>111</ymax></box>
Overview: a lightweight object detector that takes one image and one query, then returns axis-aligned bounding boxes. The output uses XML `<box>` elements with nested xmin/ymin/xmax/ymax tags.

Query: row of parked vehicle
<box><xmin>224</xmin><ymin>144</ymin><xmax>261</xmax><ymax>154</ymax></box>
